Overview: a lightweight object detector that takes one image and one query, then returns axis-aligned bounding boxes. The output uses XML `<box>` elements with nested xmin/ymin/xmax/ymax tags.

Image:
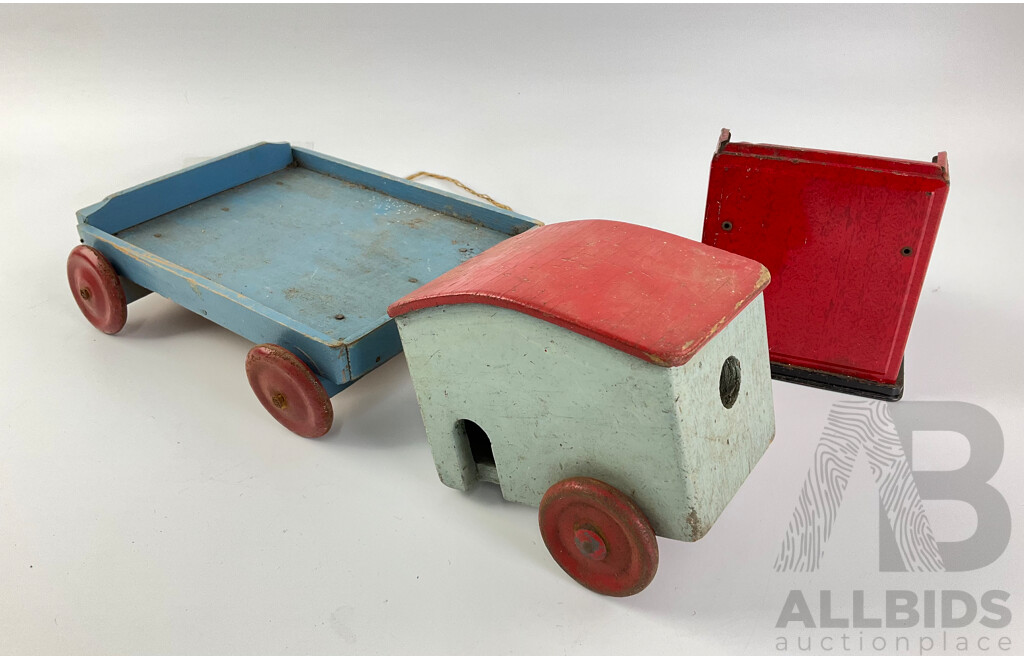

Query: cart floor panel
<box><xmin>117</xmin><ymin>166</ymin><xmax>508</xmax><ymax>342</ymax></box>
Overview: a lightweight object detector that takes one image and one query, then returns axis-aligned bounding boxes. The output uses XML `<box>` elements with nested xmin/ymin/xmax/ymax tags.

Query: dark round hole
<box><xmin>722</xmin><ymin>221</ymin><xmax>733</xmax><ymax>232</ymax></box>
<box><xmin>901</xmin><ymin>246</ymin><xmax>913</xmax><ymax>256</ymax></box>
<box><xmin>719</xmin><ymin>356</ymin><xmax>741</xmax><ymax>409</ymax></box>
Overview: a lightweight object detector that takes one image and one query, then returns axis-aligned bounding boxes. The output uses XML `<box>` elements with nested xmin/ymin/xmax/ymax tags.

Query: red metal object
<box><xmin>539</xmin><ymin>476</ymin><xmax>659</xmax><ymax>597</ymax></box>
<box><xmin>388</xmin><ymin>219</ymin><xmax>769</xmax><ymax>367</ymax></box>
<box><xmin>66</xmin><ymin>245</ymin><xmax>128</xmax><ymax>334</ymax></box>
<box><xmin>702</xmin><ymin>130</ymin><xmax>950</xmax><ymax>399</ymax></box>
<box><xmin>245</xmin><ymin>344</ymin><xmax>334</xmax><ymax>438</ymax></box>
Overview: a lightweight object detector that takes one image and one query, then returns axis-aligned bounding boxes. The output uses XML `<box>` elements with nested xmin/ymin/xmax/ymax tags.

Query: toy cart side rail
<box><xmin>77</xmin><ymin>142</ymin><xmax>538</xmax><ymax>239</ymax></box>
<box><xmin>77</xmin><ymin>142</ymin><xmax>294</xmax><ymax>234</ymax></box>
<box><xmin>292</xmin><ymin>148</ymin><xmax>538</xmax><ymax>236</ymax></box>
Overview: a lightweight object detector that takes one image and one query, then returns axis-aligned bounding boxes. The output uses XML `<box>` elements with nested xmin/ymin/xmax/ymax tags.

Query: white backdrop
<box><xmin>2</xmin><ymin>4</ymin><xmax>1022</xmax><ymax>654</ymax></box>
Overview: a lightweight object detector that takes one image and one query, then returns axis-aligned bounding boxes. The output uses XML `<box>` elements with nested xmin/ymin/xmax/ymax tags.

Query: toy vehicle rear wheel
<box><xmin>66</xmin><ymin>245</ymin><xmax>128</xmax><ymax>334</ymax></box>
<box><xmin>245</xmin><ymin>344</ymin><xmax>334</xmax><ymax>438</ymax></box>
<box><xmin>539</xmin><ymin>476</ymin><xmax>658</xmax><ymax>597</ymax></box>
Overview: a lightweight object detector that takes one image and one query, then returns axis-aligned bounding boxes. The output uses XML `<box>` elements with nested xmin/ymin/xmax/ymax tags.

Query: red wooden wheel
<box><xmin>539</xmin><ymin>476</ymin><xmax>659</xmax><ymax>597</ymax></box>
<box><xmin>66</xmin><ymin>245</ymin><xmax>127</xmax><ymax>335</ymax></box>
<box><xmin>245</xmin><ymin>344</ymin><xmax>334</xmax><ymax>438</ymax></box>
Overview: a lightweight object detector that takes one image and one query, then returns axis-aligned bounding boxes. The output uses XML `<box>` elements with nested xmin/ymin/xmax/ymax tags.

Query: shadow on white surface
<box><xmin>323</xmin><ymin>353</ymin><xmax>423</xmax><ymax>449</ymax></box>
<box><xmin>119</xmin><ymin>293</ymin><xmax>235</xmax><ymax>341</ymax></box>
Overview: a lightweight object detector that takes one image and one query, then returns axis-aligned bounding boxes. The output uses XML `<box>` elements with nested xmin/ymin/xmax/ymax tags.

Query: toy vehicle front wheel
<box><xmin>539</xmin><ymin>476</ymin><xmax>659</xmax><ymax>597</ymax></box>
<box><xmin>66</xmin><ymin>245</ymin><xmax>128</xmax><ymax>334</ymax></box>
<box><xmin>245</xmin><ymin>344</ymin><xmax>334</xmax><ymax>438</ymax></box>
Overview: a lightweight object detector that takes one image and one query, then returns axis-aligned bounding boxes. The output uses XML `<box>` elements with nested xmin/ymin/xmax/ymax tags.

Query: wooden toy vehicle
<box><xmin>67</xmin><ymin>143</ymin><xmax>539</xmax><ymax>435</ymax></box>
<box><xmin>388</xmin><ymin>220</ymin><xmax>776</xmax><ymax>596</ymax></box>
<box><xmin>68</xmin><ymin>145</ymin><xmax>776</xmax><ymax>597</ymax></box>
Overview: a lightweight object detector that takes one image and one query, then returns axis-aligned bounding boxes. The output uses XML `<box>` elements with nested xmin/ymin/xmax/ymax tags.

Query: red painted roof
<box><xmin>388</xmin><ymin>220</ymin><xmax>770</xmax><ymax>367</ymax></box>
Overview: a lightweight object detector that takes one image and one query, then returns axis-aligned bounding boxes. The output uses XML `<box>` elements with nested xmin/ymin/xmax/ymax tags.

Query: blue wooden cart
<box><xmin>68</xmin><ymin>143</ymin><xmax>539</xmax><ymax>437</ymax></box>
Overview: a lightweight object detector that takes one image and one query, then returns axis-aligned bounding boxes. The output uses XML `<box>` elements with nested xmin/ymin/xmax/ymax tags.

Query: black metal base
<box><xmin>771</xmin><ymin>359</ymin><xmax>905</xmax><ymax>402</ymax></box>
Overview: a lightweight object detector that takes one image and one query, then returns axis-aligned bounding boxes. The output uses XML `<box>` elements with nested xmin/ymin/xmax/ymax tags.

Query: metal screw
<box><xmin>334</xmin><ymin>313</ymin><xmax>346</xmax><ymax>320</ymax></box>
<box><xmin>271</xmin><ymin>392</ymin><xmax>288</xmax><ymax>410</ymax></box>
<box><xmin>79</xmin><ymin>288</ymin><xmax>91</xmax><ymax>301</ymax></box>
<box><xmin>722</xmin><ymin>221</ymin><xmax>733</xmax><ymax>231</ymax></box>
<box><xmin>408</xmin><ymin>277</ymin><xmax>419</xmax><ymax>283</ymax></box>
<box><xmin>901</xmin><ymin>246</ymin><xmax>913</xmax><ymax>256</ymax></box>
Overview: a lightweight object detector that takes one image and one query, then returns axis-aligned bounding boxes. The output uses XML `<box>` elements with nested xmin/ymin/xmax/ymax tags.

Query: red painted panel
<box><xmin>702</xmin><ymin>131</ymin><xmax>949</xmax><ymax>385</ymax></box>
<box><xmin>388</xmin><ymin>219</ymin><xmax>769</xmax><ymax>368</ymax></box>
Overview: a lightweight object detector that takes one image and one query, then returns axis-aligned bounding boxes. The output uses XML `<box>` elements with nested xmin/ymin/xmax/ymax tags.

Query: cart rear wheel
<box><xmin>66</xmin><ymin>245</ymin><xmax>127</xmax><ymax>335</ymax></box>
<box><xmin>539</xmin><ymin>476</ymin><xmax>658</xmax><ymax>596</ymax></box>
<box><xmin>245</xmin><ymin>344</ymin><xmax>334</xmax><ymax>438</ymax></box>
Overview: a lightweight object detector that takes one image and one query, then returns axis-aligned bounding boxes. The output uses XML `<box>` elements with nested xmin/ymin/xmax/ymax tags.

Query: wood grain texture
<box><xmin>388</xmin><ymin>220</ymin><xmax>770</xmax><ymax>368</ymax></box>
<box><xmin>394</xmin><ymin>295</ymin><xmax>774</xmax><ymax>542</ymax></box>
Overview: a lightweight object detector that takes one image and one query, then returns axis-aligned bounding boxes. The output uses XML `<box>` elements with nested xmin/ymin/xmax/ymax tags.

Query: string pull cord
<box><xmin>405</xmin><ymin>171</ymin><xmax>514</xmax><ymax>212</ymax></box>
